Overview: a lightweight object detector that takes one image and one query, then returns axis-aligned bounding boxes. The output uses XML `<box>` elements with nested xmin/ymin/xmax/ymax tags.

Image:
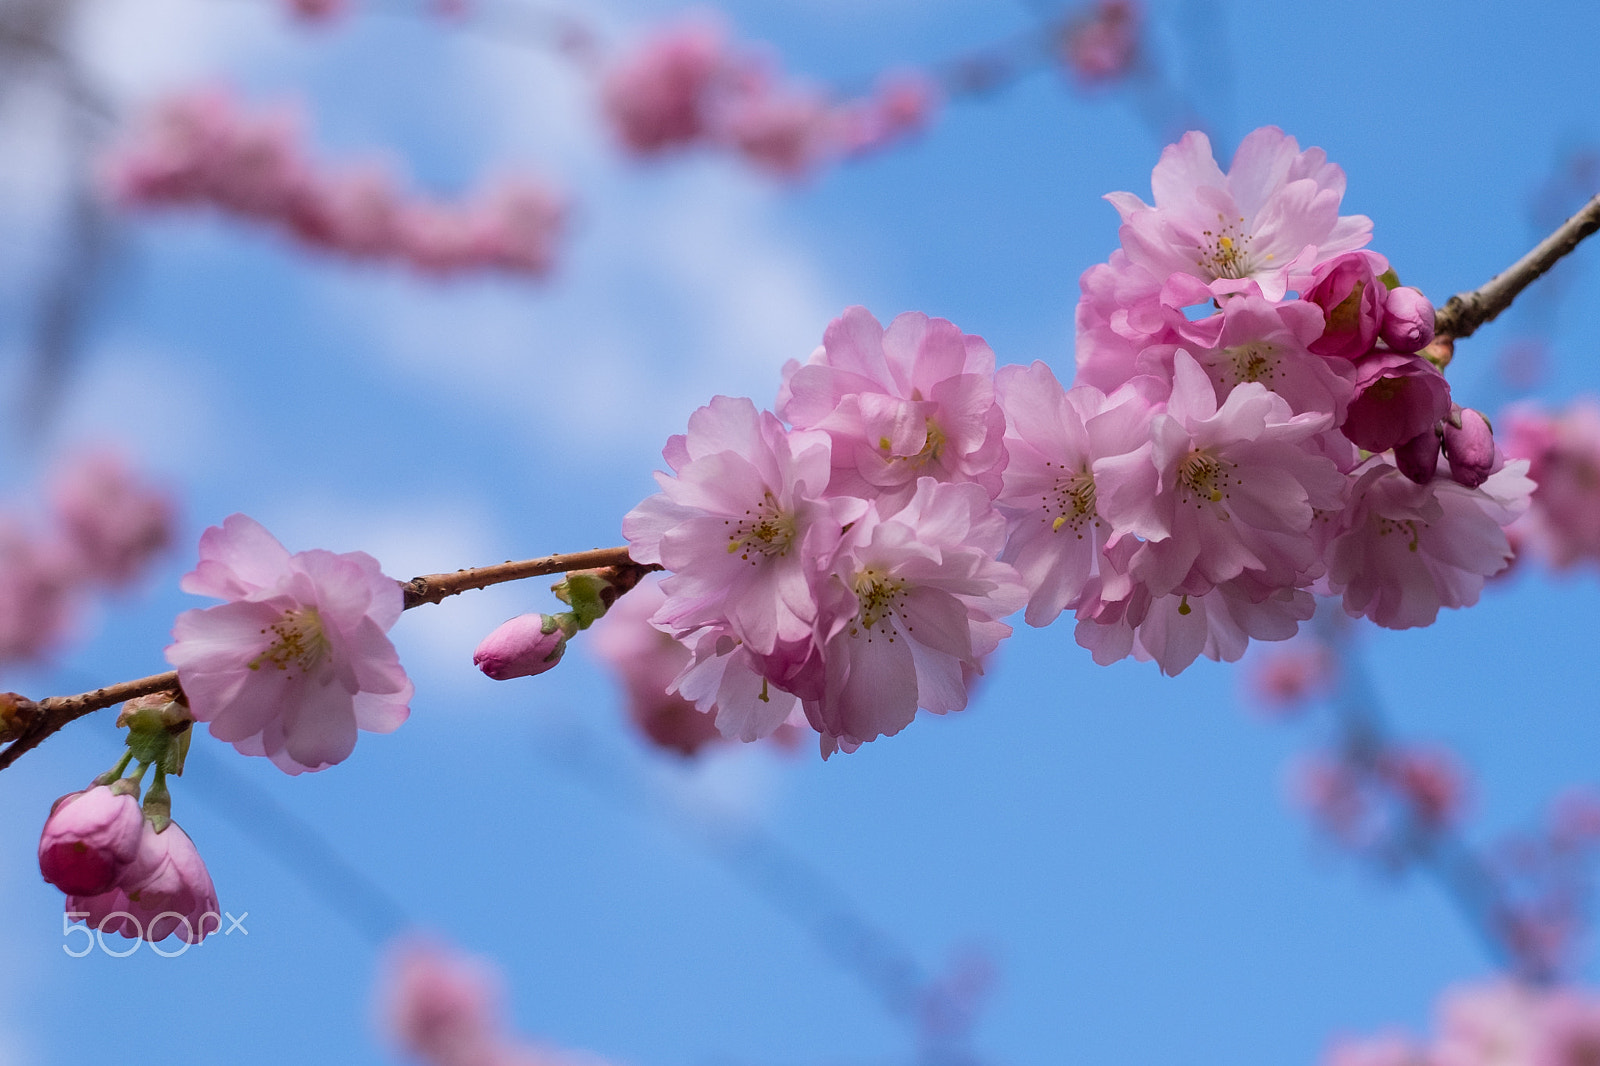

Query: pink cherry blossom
<box><xmin>0</xmin><ymin>519</ymin><xmax>75</xmax><ymax>664</ymax></box>
<box><xmin>1141</xmin><ymin>289</ymin><xmax>1357</xmax><ymax>419</ymax></box>
<box><xmin>1073</xmin><ymin>249</ymin><xmax>1170</xmax><ymax>392</ymax></box>
<box><xmin>1323</xmin><ymin>458</ymin><xmax>1532</xmax><ymax>629</ymax></box>
<box><xmin>1503</xmin><ymin>400</ymin><xmax>1600</xmax><ymax>568</ymax></box>
<box><xmin>49</xmin><ymin>449</ymin><xmax>175</xmax><ymax>588</ymax></box>
<box><xmin>381</xmin><ymin>940</ymin><xmax>505</xmax><ymax>1066</ymax></box>
<box><xmin>779</xmin><ymin>306</ymin><xmax>1008</xmax><ymax>509</ymax></box>
<box><xmin>1060</xmin><ymin>0</ymin><xmax>1141</xmax><ymax>86</ymax></box>
<box><xmin>600</xmin><ymin>21</ymin><xmax>725</xmax><ymax>155</ymax></box>
<box><xmin>1105</xmin><ymin>125</ymin><xmax>1372</xmax><ymax>302</ymax></box>
<box><xmin>38</xmin><ymin>785</ymin><xmax>144</xmax><ymax>896</ymax></box>
<box><xmin>803</xmin><ymin>478</ymin><xmax>1026</xmax><ymax>756</ymax></box>
<box><xmin>166</xmin><ymin>514</ymin><xmax>413</xmax><ymax>774</ymax></box>
<box><xmin>1123</xmin><ymin>352</ymin><xmax>1346</xmax><ymax>598</ymax></box>
<box><xmin>68</xmin><ymin>819</ymin><xmax>219</xmax><ymax>944</ymax></box>
<box><xmin>671</xmin><ymin>622</ymin><xmax>805</xmax><ymax>744</ymax></box>
<box><xmin>1246</xmin><ymin>641</ymin><xmax>1334</xmax><ymax>714</ymax></box>
<box><xmin>103</xmin><ymin>88</ymin><xmax>566</xmax><ymax>278</ymax></box>
<box><xmin>719</xmin><ymin>85</ymin><xmax>833</xmax><ymax>178</ymax></box>
<box><xmin>1077</xmin><ymin>573</ymin><xmax>1315</xmax><ymax>675</ymax></box>
<box><xmin>623</xmin><ymin>395</ymin><xmax>863</xmax><ymax>670</ymax></box>
<box><xmin>993</xmin><ymin>361</ymin><xmax>1155</xmax><ymax>626</ymax></box>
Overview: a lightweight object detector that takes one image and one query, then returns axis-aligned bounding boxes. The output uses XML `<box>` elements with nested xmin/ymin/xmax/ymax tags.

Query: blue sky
<box><xmin>3</xmin><ymin>0</ymin><xmax>1600</xmax><ymax>1064</ymax></box>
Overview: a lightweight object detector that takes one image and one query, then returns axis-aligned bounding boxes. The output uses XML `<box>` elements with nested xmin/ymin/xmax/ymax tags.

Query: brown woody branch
<box><xmin>0</xmin><ymin>546</ymin><xmax>653</xmax><ymax>773</ymax></box>
<box><xmin>1433</xmin><ymin>192</ymin><xmax>1600</xmax><ymax>344</ymax></box>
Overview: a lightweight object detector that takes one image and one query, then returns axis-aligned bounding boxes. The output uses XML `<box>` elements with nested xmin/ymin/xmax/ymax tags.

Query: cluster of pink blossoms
<box><xmin>622</xmin><ymin>127</ymin><xmax>1536</xmax><ymax>758</ymax></box>
<box><xmin>103</xmin><ymin>89</ymin><xmax>566</xmax><ymax>278</ymax></box>
<box><xmin>1502</xmin><ymin>399</ymin><xmax>1600</xmax><ymax>569</ymax></box>
<box><xmin>1325</xmin><ymin>981</ymin><xmax>1600</xmax><ymax>1066</ymax></box>
<box><xmin>600</xmin><ymin>20</ymin><xmax>938</xmax><ymax>179</ymax></box>
<box><xmin>1068</xmin><ymin>126</ymin><xmax>1532</xmax><ymax>662</ymax></box>
<box><xmin>0</xmin><ymin>450</ymin><xmax>174</xmax><ymax>664</ymax></box>
<box><xmin>625</xmin><ymin>308</ymin><xmax>1027</xmax><ymax>756</ymax></box>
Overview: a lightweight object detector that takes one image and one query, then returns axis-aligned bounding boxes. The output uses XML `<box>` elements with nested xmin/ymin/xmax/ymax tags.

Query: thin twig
<box><xmin>0</xmin><ymin>546</ymin><xmax>653</xmax><ymax>772</ymax></box>
<box><xmin>1434</xmin><ymin>192</ymin><xmax>1600</xmax><ymax>342</ymax></box>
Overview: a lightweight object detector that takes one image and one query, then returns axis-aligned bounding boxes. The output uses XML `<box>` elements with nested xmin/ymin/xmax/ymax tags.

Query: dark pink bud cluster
<box><xmin>599</xmin><ymin>20</ymin><xmax>940</xmax><ymax>179</ymax></box>
<box><xmin>102</xmin><ymin>88</ymin><xmax>566</xmax><ymax>278</ymax></box>
<box><xmin>1073</xmin><ymin>127</ymin><xmax>1529</xmax><ymax>638</ymax></box>
<box><xmin>1502</xmin><ymin>399</ymin><xmax>1600</xmax><ymax>569</ymax></box>
<box><xmin>0</xmin><ymin>449</ymin><xmax>174</xmax><ymax>665</ymax></box>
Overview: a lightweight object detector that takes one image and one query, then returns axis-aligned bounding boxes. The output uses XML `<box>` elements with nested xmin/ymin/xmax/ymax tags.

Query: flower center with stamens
<box><xmin>1177</xmin><ymin>449</ymin><xmax>1235</xmax><ymax>505</ymax></box>
<box><xmin>249</xmin><ymin>606</ymin><xmax>331</xmax><ymax>675</ymax></box>
<box><xmin>1224</xmin><ymin>342</ymin><xmax>1279</xmax><ymax>386</ymax></box>
<box><xmin>1045</xmin><ymin>467</ymin><xmax>1098</xmax><ymax>536</ymax></box>
<box><xmin>849</xmin><ymin>567</ymin><xmax>906</xmax><ymax>640</ymax></box>
<box><xmin>725</xmin><ymin>491</ymin><xmax>796</xmax><ymax>564</ymax></box>
<box><xmin>1196</xmin><ymin>214</ymin><xmax>1256</xmax><ymax>281</ymax></box>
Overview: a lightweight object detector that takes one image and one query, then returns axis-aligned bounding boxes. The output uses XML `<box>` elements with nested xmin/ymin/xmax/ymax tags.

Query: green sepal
<box><xmin>556</xmin><ymin>572</ymin><xmax>614</xmax><ymax>630</ymax></box>
<box><xmin>1378</xmin><ymin>269</ymin><xmax>1401</xmax><ymax>290</ymax></box>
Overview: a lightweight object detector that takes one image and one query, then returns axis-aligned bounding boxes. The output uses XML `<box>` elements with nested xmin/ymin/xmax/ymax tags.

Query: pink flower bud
<box><xmin>1379</xmin><ymin>285</ymin><xmax>1435</xmax><ymax>353</ymax></box>
<box><xmin>1393</xmin><ymin>428</ymin><xmax>1442</xmax><ymax>484</ymax></box>
<box><xmin>38</xmin><ymin>785</ymin><xmax>145</xmax><ymax>896</ymax></box>
<box><xmin>68</xmin><ymin>820</ymin><xmax>219</xmax><ymax>943</ymax></box>
<box><xmin>1303</xmin><ymin>251</ymin><xmax>1388</xmax><ymax>361</ymax></box>
<box><xmin>473</xmin><ymin>614</ymin><xmax>567</xmax><ymax>680</ymax></box>
<box><xmin>1442</xmin><ymin>406</ymin><xmax>1498</xmax><ymax>488</ymax></box>
<box><xmin>1342</xmin><ymin>352</ymin><xmax>1452</xmax><ymax>453</ymax></box>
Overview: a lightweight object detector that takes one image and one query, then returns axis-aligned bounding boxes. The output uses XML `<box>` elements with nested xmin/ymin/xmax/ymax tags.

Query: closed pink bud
<box><xmin>1443</xmin><ymin>407</ymin><xmax>1498</xmax><ymax>488</ymax></box>
<box><xmin>1342</xmin><ymin>352</ymin><xmax>1452</xmax><ymax>453</ymax></box>
<box><xmin>1393</xmin><ymin>429</ymin><xmax>1442</xmax><ymax>484</ymax></box>
<box><xmin>1304</xmin><ymin>251</ymin><xmax>1388</xmax><ymax>361</ymax></box>
<box><xmin>1379</xmin><ymin>286</ymin><xmax>1435</xmax><ymax>353</ymax></box>
<box><xmin>473</xmin><ymin>614</ymin><xmax>567</xmax><ymax>680</ymax></box>
<box><xmin>38</xmin><ymin>786</ymin><xmax>145</xmax><ymax>896</ymax></box>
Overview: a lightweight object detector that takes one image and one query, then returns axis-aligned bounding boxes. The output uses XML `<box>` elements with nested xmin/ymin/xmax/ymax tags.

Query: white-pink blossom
<box><xmin>993</xmin><ymin>361</ymin><xmax>1155</xmax><ymax>626</ymax></box>
<box><xmin>623</xmin><ymin>395</ymin><xmax>863</xmax><ymax>673</ymax></box>
<box><xmin>49</xmin><ymin>449</ymin><xmax>175</xmax><ymax>588</ymax></box>
<box><xmin>779</xmin><ymin>306</ymin><xmax>1009</xmax><ymax>509</ymax></box>
<box><xmin>1122</xmin><ymin>352</ymin><xmax>1346</xmax><ymax>598</ymax></box>
<box><xmin>1105</xmin><ymin>125</ymin><xmax>1372</xmax><ymax>302</ymax></box>
<box><xmin>803</xmin><ymin>478</ymin><xmax>1026</xmax><ymax>756</ymax></box>
<box><xmin>166</xmin><ymin>514</ymin><xmax>413</xmax><ymax>774</ymax></box>
<box><xmin>1324</xmin><ymin>458</ymin><xmax>1532</xmax><ymax>629</ymax></box>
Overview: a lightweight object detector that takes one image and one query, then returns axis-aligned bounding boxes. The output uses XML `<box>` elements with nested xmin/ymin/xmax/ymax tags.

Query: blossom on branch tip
<box><xmin>1104</xmin><ymin>125</ymin><xmax>1372</xmax><ymax>303</ymax></box>
<box><xmin>166</xmin><ymin>514</ymin><xmax>413</xmax><ymax>774</ymax></box>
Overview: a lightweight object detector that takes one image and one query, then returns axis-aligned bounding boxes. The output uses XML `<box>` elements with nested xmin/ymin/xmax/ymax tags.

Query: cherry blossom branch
<box><xmin>0</xmin><ymin>546</ymin><xmax>654</xmax><ymax>773</ymax></box>
<box><xmin>1433</xmin><ymin>191</ymin><xmax>1600</xmax><ymax>343</ymax></box>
